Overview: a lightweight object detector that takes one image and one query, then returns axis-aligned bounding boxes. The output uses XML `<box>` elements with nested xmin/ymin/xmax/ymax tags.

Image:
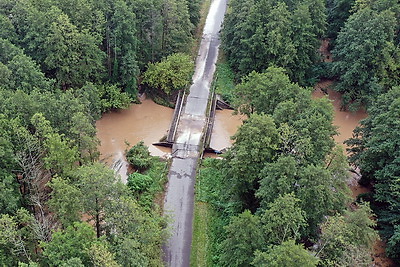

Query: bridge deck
<box><xmin>162</xmin><ymin>0</ymin><xmax>227</xmax><ymax>266</ymax></box>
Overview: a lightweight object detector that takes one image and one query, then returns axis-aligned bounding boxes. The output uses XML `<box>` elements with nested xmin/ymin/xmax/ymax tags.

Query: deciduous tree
<box><xmin>143</xmin><ymin>53</ymin><xmax>193</xmax><ymax>95</ymax></box>
<box><xmin>252</xmin><ymin>240</ymin><xmax>318</xmax><ymax>267</ymax></box>
<box><xmin>219</xmin><ymin>210</ymin><xmax>265</xmax><ymax>267</ymax></box>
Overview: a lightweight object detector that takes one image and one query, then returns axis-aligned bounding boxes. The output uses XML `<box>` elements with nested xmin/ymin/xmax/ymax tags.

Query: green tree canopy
<box><xmin>261</xmin><ymin>193</ymin><xmax>306</xmax><ymax>244</ymax></box>
<box><xmin>234</xmin><ymin>67</ymin><xmax>305</xmax><ymax>116</ymax></box>
<box><xmin>332</xmin><ymin>7</ymin><xmax>399</xmax><ymax>108</ymax></box>
<box><xmin>224</xmin><ymin>113</ymin><xmax>280</xmax><ymax>211</ymax></box>
<box><xmin>252</xmin><ymin>240</ymin><xmax>318</xmax><ymax>267</ymax></box>
<box><xmin>41</xmin><ymin>222</ymin><xmax>97</xmax><ymax>266</ymax></box>
<box><xmin>47</xmin><ymin>177</ymin><xmax>83</xmax><ymax>227</ymax></box>
<box><xmin>74</xmin><ymin>163</ymin><xmax>126</xmax><ymax>238</ymax></box>
<box><xmin>219</xmin><ymin>210</ymin><xmax>265</xmax><ymax>267</ymax></box>
<box><xmin>143</xmin><ymin>53</ymin><xmax>194</xmax><ymax>95</ymax></box>
<box><xmin>346</xmin><ymin>86</ymin><xmax>400</xmax><ymax>259</ymax></box>
<box><xmin>318</xmin><ymin>203</ymin><xmax>377</xmax><ymax>265</ymax></box>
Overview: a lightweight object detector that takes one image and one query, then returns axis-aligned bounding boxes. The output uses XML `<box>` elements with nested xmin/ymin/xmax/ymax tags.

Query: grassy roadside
<box><xmin>214</xmin><ymin>60</ymin><xmax>235</xmax><ymax>104</ymax></box>
<box><xmin>191</xmin><ymin>0</ymin><xmax>212</xmax><ymax>59</ymax></box>
<box><xmin>190</xmin><ymin>201</ymin><xmax>211</xmax><ymax>267</ymax></box>
<box><xmin>190</xmin><ymin>158</ymin><xmax>229</xmax><ymax>266</ymax></box>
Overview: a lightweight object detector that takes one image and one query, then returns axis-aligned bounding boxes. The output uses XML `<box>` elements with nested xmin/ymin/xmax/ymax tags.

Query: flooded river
<box><xmin>96</xmin><ymin>98</ymin><xmax>243</xmax><ymax>181</ymax></box>
<box><xmin>312</xmin><ymin>81</ymin><xmax>370</xmax><ymax>199</ymax></box>
<box><xmin>95</xmin><ymin>89</ymin><xmax>392</xmax><ymax>266</ymax></box>
<box><xmin>97</xmin><ymin>84</ymin><xmax>368</xmax><ymax>184</ymax></box>
<box><xmin>96</xmin><ymin>98</ymin><xmax>173</xmax><ymax>182</ymax></box>
<box><xmin>209</xmin><ymin>109</ymin><xmax>244</xmax><ymax>151</ymax></box>
<box><xmin>313</xmin><ymin>81</ymin><xmax>395</xmax><ymax>266</ymax></box>
<box><xmin>313</xmin><ymin>80</ymin><xmax>367</xmax><ymax>148</ymax></box>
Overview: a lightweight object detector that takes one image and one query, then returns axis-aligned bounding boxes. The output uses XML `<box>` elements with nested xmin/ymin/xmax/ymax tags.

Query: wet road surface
<box><xmin>163</xmin><ymin>0</ymin><xmax>227</xmax><ymax>266</ymax></box>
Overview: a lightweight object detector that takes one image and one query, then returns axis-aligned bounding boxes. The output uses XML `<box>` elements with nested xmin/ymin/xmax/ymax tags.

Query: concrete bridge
<box><xmin>161</xmin><ymin>0</ymin><xmax>228</xmax><ymax>266</ymax></box>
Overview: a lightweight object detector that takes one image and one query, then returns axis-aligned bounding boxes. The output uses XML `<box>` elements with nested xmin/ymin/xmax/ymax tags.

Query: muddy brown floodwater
<box><xmin>312</xmin><ymin>81</ymin><xmax>370</xmax><ymax>198</ymax></box>
<box><xmin>95</xmin><ymin>98</ymin><xmax>244</xmax><ymax>179</ymax></box>
<box><xmin>313</xmin><ymin>81</ymin><xmax>395</xmax><ymax>266</ymax></box>
<box><xmin>96</xmin><ymin>97</ymin><xmax>173</xmax><ymax>182</ymax></box>
<box><xmin>208</xmin><ymin>109</ymin><xmax>244</xmax><ymax>151</ymax></box>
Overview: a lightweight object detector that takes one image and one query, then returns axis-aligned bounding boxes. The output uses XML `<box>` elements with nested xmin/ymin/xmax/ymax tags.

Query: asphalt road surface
<box><xmin>163</xmin><ymin>0</ymin><xmax>227</xmax><ymax>266</ymax></box>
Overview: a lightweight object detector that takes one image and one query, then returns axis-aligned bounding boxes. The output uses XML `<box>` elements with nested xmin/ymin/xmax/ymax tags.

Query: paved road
<box><xmin>163</xmin><ymin>0</ymin><xmax>227</xmax><ymax>266</ymax></box>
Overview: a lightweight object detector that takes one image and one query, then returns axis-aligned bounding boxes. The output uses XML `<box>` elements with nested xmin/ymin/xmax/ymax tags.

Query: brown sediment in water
<box><xmin>313</xmin><ymin>79</ymin><xmax>395</xmax><ymax>266</ymax></box>
<box><xmin>203</xmin><ymin>109</ymin><xmax>244</xmax><ymax>158</ymax></box>
<box><xmin>312</xmin><ymin>80</ymin><xmax>368</xmax><ymax>197</ymax></box>
<box><xmin>210</xmin><ymin>109</ymin><xmax>244</xmax><ymax>150</ymax></box>
<box><xmin>373</xmin><ymin>240</ymin><xmax>396</xmax><ymax>267</ymax></box>
<box><xmin>317</xmin><ymin>38</ymin><xmax>394</xmax><ymax>265</ymax></box>
<box><xmin>95</xmin><ymin>97</ymin><xmax>244</xmax><ymax>176</ymax></box>
<box><xmin>96</xmin><ymin>98</ymin><xmax>173</xmax><ymax>182</ymax></box>
<box><xmin>313</xmin><ymin>80</ymin><xmax>367</xmax><ymax>148</ymax></box>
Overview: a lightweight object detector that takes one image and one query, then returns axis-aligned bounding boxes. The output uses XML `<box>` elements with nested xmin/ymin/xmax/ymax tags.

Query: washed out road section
<box><xmin>163</xmin><ymin>0</ymin><xmax>227</xmax><ymax>266</ymax></box>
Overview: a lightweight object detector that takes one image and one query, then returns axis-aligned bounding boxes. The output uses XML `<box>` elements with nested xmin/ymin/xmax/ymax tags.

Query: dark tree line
<box><xmin>197</xmin><ymin>67</ymin><xmax>376</xmax><ymax>266</ymax></box>
<box><xmin>221</xmin><ymin>0</ymin><xmax>326</xmax><ymax>85</ymax></box>
<box><xmin>331</xmin><ymin>0</ymin><xmax>400</xmax><ymax>109</ymax></box>
<box><xmin>0</xmin><ymin>0</ymin><xmax>202</xmax><ymax>265</ymax></box>
<box><xmin>346</xmin><ymin>87</ymin><xmax>400</xmax><ymax>260</ymax></box>
<box><xmin>330</xmin><ymin>1</ymin><xmax>400</xmax><ymax>261</ymax></box>
<box><xmin>0</xmin><ymin>0</ymin><xmax>200</xmax><ymax>92</ymax></box>
<box><xmin>201</xmin><ymin>0</ymin><xmax>400</xmax><ymax>265</ymax></box>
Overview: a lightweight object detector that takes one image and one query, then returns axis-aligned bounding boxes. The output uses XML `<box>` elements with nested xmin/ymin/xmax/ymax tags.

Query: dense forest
<box><xmin>0</xmin><ymin>0</ymin><xmax>399</xmax><ymax>265</ymax></box>
<box><xmin>192</xmin><ymin>0</ymin><xmax>400</xmax><ymax>266</ymax></box>
<box><xmin>0</xmin><ymin>0</ymin><xmax>201</xmax><ymax>265</ymax></box>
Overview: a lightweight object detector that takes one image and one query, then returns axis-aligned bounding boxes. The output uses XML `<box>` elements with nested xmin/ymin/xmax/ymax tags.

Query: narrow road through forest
<box><xmin>163</xmin><ymin>0</ymin><xmax>227</xmax><ymax>266</ymax></box>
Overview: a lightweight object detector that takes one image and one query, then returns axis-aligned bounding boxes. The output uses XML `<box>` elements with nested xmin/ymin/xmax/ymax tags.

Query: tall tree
<box><xmin>43</xmin><ymin>13</ymin><xmax>105</xmax><ymax>89</ymax></box>
<box><xmin>108</xmin><ymin>0</ymin><xmax>139</xmax><ymax>94</ymax></box>
<box><xmin>186</xmin><ymin>0</ymin><xmax>201</xmax><ymax>28</ymax></box>
<box><xmin>273</xmin><ymin>96</ymin><xmax>336</xmax><ymax>164</ymax></box>
<box><xmin>317</xmin><ymin>204</ymin><xmax>377</xmax><ymax>265</ymax></box>
<box><xmin>74</xmin><ymin>163</ymin><xmax>126</xmax><ymax>238</ymax></box>
<box><xmin>143</xmin><ymin>53</ymin><xmax>194</xmax><ymax>95</ymax></box>
<box><xmin>31</xmin><ymin>113</ymin><xmax>79</xmax><ymax>174</ymax></box>
<box><xmin>105</xmin><ymin>196</ymin><xmax>165</xmax><ymax>267</ymax></box>
<box><xmin>0</xmin><ymin>209</ymin><xmax>36</xmax><ymax>265</ymax></box>
<box><xmin>0</xmin><ymin>38</ymin><xmax>52</xmax><ymax>92</ymax></box>
<box><xmin>160</xmin><ymin>0</ymin><xmax>193</xmax><ymax>56</ymax></box>
<box><xmin>224</xmin><ymin>113</ymin><xmax>280</xmax><ymax>211</ymax></box>
<box><xmin>128</xmin><ymin>0</ymin><xmax>164</xmax><ymax>67</ymax></box>
<box><xmin>332</xmin><ymin>7</ymin><xmax>399</xmax><ymax>108</ymax></box>
<box><xmin>346</xmin><ymin>87</ymin><xmax>400</xmax><ymax>259</ymax></box>
<box><xmin>221</xmin><ymin>0</ymin><xmax>256</xmax><ymax>75</ymax></box>
<box><xmin>47</xmin><ymin>177</ymin><xmax>83</xmax><ymax>227</ymax></box>
<box><xmin>219</xmin><ymin>210</ymin><xmax>265</xmax><ymax>267</ymax></box>
<box><xmin>233</xmin><ymin>67</ymin><xmax>305</xmax><ymax>116</ymax></box>
<box><xmin>41</xmin><ymin>222</ymin><xmax>97</xmax><ymax>266</ymax></box>
<box><xmin>326</xmin><ymin>0</ymin><xmax>355</xmax><ymax>39</ymax></box>
<box><xmin>222</xmin><ymin>0</ymin><xmax>299</xmax><ymax>78</ymax></box>
<box><xmin>252</xmin><ymin>240</ymin><xmax>318</xmax><ymax>267</ymax></box>
<box><xmin>0</xmin><ymin>14</ymin><xmax>17</xmax><ymax>42</ymax></box>
<box><xmin>290</xmin><ymin>3</ymin><xmax>319</xmax><ymax>85</ymax></box>
<box><xmin>261</xmin><ymin>193</ymin><xmax>306</xmax><ymax>244</ymax></box>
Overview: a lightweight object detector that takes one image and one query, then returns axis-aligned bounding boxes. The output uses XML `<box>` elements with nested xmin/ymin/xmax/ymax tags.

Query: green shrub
<box><xmin>126</xmin><ymin>141</ymin><xmax>152</xmax><ymax>171</ymax></box>
<box><xmin>215</xmin><ymin>63</ymin><xmax>235</xmax><ymax>104</ymax></box>
<box><xmin>98</xmin><ymin>84</ymin><xmax>132</xmax><ymax>112</ymax></box>
<box><xmin>127</xmin><ymin>172</ymin><xmax>153</xmax><ymax>194</ymax></box>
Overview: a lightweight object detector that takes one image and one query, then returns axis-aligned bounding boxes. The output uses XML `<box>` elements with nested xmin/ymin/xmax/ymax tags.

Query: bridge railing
<box><xmin>204</xmin><ymin>92</ymin><xmax>217</xmax><ymax>149</ymax></box>
<box><xmin>167</xmin><ymin>90</ymin><xmax>186</xmax><ymax>143</ymax></box>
